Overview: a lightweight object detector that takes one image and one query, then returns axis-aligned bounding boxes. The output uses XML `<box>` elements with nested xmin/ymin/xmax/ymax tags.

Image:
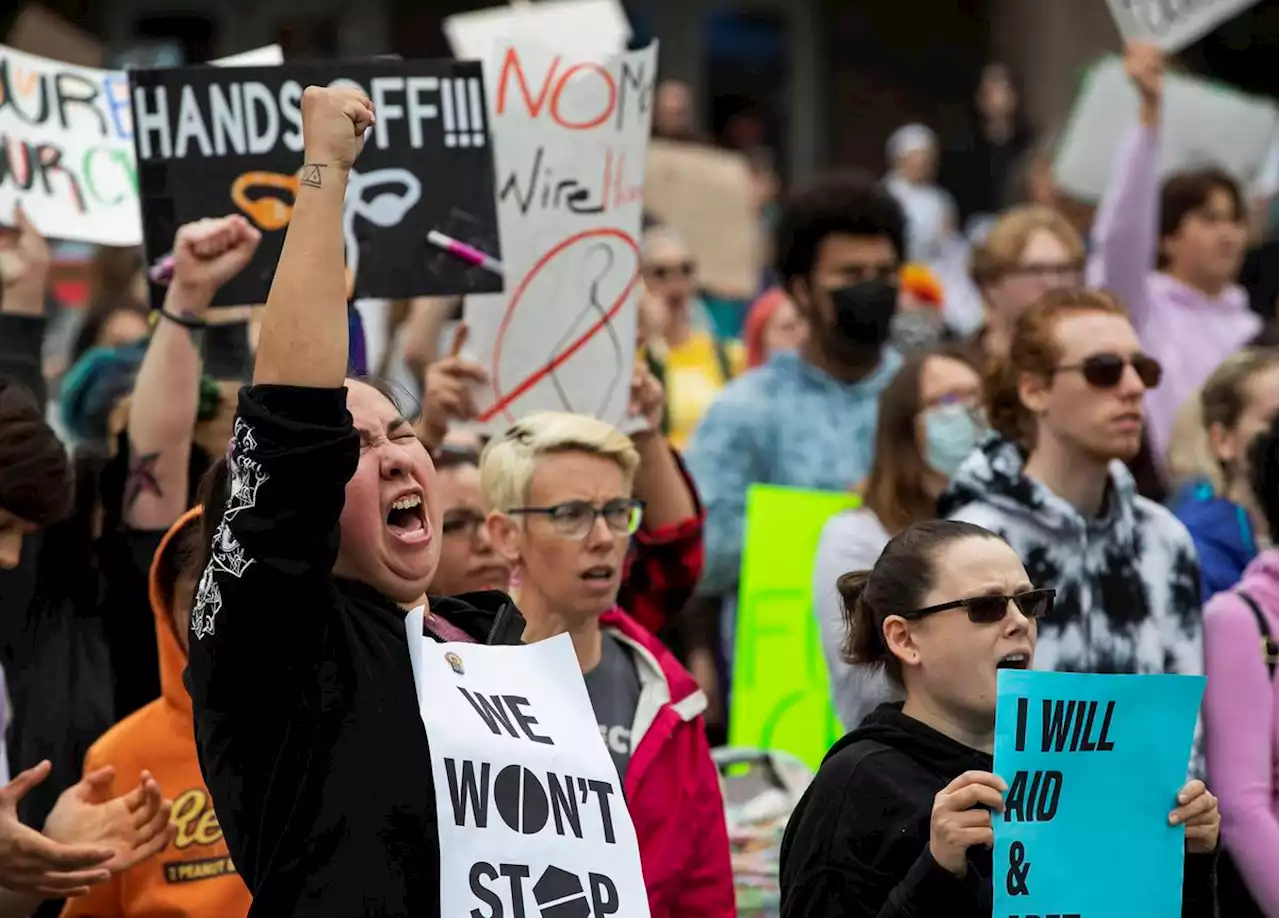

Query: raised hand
<box><xmin>1124</xmin><ymin>41</ymin><xmax>1164</xmax><ymax>122</ymax></box>
<box><xmin>0</xmin><ymin>761</ymin><xmax>113</xmax><ymax>897</ymax></box>
<box><xmin>301</xmin><ymin>86</ymin><xmax>375</xmax><ymax>174</ymax></box>
<box><xmin>627</xmin><ymin>360</ymin><xmax>665</xmax><ymax>438</ymax></box>
<box><xmin>421</xmin><ymin>323</ymin><xmax>488</xmax><ymax>449</ymax></box>
<box><xmin>171</xmin><ymin>215</ymin><xmax>262</xmax><ymax>304</ymax></box>
<box><xmin>0</xmin><ymin>205</ymin><xmax>51</xmax><ymax>316</ymax></box>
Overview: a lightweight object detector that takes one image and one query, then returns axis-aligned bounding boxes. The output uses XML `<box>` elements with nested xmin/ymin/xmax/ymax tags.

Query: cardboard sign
<box><xmin>1054</xmin><ymin>56</ymin><xmax>1277</xmax><ymax>202</ymax></box>
<box><xmin>1104</xmin><ymin>0</ymin><xmax>1260</xmax><ymax>52</ymax></box>
<box><xmin>464</xmin><ymin>41</ymin><xmax>656</xmax><ymax>433</ymax></box>
<box><xmin>0</xmin><ymin>43</ymin><xmax>284</xmax><ymax>245</ymax></box>
<box><xmin>644</xmin><ymin>140</ymin><xmax>760</xmax><ymax>300</ymax></box>
<box><xmin>444</xmin><ymin>0</ymin><xmax>631</xmax><ymax>64</ymax></box>
<box><xmin>405</xmin><ymin>614</ymin><xmax>651</xmax><ymax>918</ymax></box>
<box><xmin>729</xmin><ymin>485</ymin><xmax>857</xmax><ymax>771</ymax></box>
<box><xmin>993</xmin><ymin>670</ymin><xmax>1205</xmax><ymax>918</ymax></box>
<box><xmin>130</xmin><ymin>59</ymin><xmax>503</xmax><ymax>308</ymax></box>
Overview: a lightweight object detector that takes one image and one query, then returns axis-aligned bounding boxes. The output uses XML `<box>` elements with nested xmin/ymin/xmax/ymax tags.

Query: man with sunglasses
<box><xmin>939</xmin><ymin>288</ymin><xmax>1205</xmax><ymax>769</ymax></box>
<box><xmin>479</xmin><ymin>412</ymin><xmax>734</xmax><ymax>918</ymax></box>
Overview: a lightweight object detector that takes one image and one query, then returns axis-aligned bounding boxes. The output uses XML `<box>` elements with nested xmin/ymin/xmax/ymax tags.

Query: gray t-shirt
<box><xmin>583</xmin><ymin>634</ymin><xmax>642</xmax><ymax>779</ymax></box>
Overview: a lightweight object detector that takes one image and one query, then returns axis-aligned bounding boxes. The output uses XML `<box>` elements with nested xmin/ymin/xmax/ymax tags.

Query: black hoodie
<box><xmin>779</xmin><ymin>704</ymin><xmax>1217</xmax><ymax>918</ymax></box>
<box><xmin>184</xmin><ymin>385</ymin><xmax>526</xmax><ymax>917</ymax></box>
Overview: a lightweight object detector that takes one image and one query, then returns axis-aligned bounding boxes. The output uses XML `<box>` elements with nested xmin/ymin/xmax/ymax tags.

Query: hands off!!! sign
<box><xmin>405</xmin><ymin>616</ymin><xmax>650</xmax><ymax>918</ymax></box>
<box><xmin>129</xmin><ymin>59</ymin><xmax>503</xmax><ymax>308</ymax></box>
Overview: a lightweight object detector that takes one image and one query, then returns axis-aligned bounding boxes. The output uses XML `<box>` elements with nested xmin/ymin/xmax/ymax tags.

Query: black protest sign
<box><xmin>129</xmin><ymin>59</ymin><xmax>503</xmax><ymax>308</ymax></box>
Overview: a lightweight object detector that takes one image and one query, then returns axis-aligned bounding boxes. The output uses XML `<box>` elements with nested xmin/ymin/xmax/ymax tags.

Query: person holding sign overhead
<box><xmin>479</xmin><ymin>413</ymin><xmax>735</xmax><ymax>918</ymax></box>
<box><xmin>184</xmin><ymin>86</ymin><xmax>526</xmax><ymax>917</ymax></box>
<box><xmin>778</xmin><ymin>519</ymin><xmax>1220</xmax><ymax>917</ymax></box>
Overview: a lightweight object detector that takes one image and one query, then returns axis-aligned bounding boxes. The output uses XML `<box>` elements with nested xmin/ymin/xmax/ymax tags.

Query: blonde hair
<box><xmin>479</xmin><ymin>412</ymin><xmax>640</xmax><ymax>513</ymax></box>
<box><xmin>970</xmin><ymin>204</ymin><xmax>1084</xmax><ymax>289</ymax></box>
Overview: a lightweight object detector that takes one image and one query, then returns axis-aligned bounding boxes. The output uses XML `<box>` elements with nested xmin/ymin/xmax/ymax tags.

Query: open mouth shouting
<box><xmin>385</xmin><ymin>490</ymin><xmax>431</xmax><ymax>545</ymax></box>
<box><xmin>996</xmin><ymin>652</ymin><xmax>1031</xmax><ymax>671</ymax></box>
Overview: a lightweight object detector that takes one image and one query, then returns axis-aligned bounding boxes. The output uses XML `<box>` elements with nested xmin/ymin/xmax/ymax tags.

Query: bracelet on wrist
<box><xmin>150</xmin><ymin>307</ymin><xmax>209</xmax><ymax>330</ymax></box>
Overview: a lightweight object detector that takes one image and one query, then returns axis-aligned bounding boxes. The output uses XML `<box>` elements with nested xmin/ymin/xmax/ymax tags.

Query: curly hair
<box><xmin>774</xmin><ymin>172</ymin><xmax>906</xmax><ymax>286</ymax></box>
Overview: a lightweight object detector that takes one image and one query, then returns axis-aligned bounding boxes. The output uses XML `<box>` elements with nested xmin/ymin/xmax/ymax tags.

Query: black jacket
<box><xmin>779</xmin><ymin>704</ymin><xmax>1217</xmax><ymax>918</ymax></box>
<box><xmin>185</xmin><ymin>385</ymin><xmax>525</xmax><ymax>917</ymax></box>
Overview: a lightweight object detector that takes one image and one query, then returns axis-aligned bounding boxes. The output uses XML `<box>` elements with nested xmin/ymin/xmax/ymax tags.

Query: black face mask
<box><xmin>828</xmin><ymin>279</ymin><xmax>899</xmax><ymax>355</ymax></box>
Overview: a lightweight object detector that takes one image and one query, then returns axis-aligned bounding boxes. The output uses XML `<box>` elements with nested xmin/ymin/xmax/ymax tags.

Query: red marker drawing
<box><xmin>426</xmin><ymin>230</ymin><xmax>503</xmax><ymax>277</ymax></box>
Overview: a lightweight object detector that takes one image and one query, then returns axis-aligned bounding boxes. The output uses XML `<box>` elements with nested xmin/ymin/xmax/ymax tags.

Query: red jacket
<box><xmin>600</xmin><ymin>608</ymin><xmax>735</xmax><ymax>917</ymax></box>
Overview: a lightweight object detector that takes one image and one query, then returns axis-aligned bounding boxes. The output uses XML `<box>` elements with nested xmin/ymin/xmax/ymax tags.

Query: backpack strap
<box><xmin>713</xmin><ymin>336</ymin><xmax>733</xmax><ymax>383</ymax></box>
<box><xmin>1236</xmin><ymin>590</ymin><xmax>1278</xmax><ymax>680</ymax></box>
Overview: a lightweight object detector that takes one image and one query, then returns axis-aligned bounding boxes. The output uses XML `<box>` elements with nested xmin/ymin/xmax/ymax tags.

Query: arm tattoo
<box><xmin>299</xmin><ymin>164</ymin><xmax>324</xmax><ymax>188</ymax></box>
<box><xmin>124</xmin><ymin>450</ymin><xmax>164</xmax><ymax>509</ymax></box>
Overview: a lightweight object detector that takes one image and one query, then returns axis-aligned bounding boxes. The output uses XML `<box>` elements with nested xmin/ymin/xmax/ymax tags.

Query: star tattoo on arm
<box><xmin>124</xmin><ymin>450</ymin><xmax>164</xmax><ymax>509</ymax></box>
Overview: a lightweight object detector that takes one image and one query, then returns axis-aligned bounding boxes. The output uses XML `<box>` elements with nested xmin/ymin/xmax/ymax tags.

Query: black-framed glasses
<box><xmin>906</xmin><ymin>588</ymin><xmax>1055</xmax><ymax>624</ymax></box>
<box><xmin>505</xmin><ymin>498</ymin><xmax>645</xmax><ymax>539</ymax></box>
<box><xmin>441</xmin><ymin>508</ymin><xmax>486</xmax><ymax>540</ymax></box>
<box><xmin>1054</xmin><ymin>353</ymin><xmax>1162</xmax><ymax>390</ymax></box>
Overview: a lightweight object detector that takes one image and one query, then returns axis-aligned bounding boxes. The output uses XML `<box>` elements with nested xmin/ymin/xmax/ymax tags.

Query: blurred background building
<box><xmin>2</xmin><ymin>0</ymin><xmax>1276</xmax><ymax>188</ymax></box>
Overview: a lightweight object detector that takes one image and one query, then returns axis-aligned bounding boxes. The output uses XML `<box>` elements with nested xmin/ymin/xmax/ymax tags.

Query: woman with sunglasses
<box><xmin>479</xmin><ymin>412</ymin><xmax>735</xmax><ymax>918</ymax></box>
<box><xmin>938</xmin><ymin>289</ymin><xmax>1205</xmax><ymax>766</ymax></box>
<box><xmin>779</xmin><ymin>519</ymin><xmax>1221</xmax><ymax>917</ymax></box>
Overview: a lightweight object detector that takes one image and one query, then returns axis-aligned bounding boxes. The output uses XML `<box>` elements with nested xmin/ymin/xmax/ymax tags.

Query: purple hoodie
<box><xmin>1203</xmin><ymin>549</ymin><xmax>1279</xmax><ymax>916</ymax></box>
<box><xmin>1087</xmin><ymin>124</ymin><xmax>1260</xmax><ymax>466</ymax></box>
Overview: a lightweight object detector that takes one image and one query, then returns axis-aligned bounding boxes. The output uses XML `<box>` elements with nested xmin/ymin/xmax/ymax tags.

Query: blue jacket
<box><xmin>1171</xmin><ymin>479</ymin><xmax>1259</xmax><ymax>602</ymax></box>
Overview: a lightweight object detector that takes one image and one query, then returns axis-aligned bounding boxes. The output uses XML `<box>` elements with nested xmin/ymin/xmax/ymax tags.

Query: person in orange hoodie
<box><xmin>62</xmin><ymin>507</ymin><xmax>252</xmax><ymax>918</ymax></box>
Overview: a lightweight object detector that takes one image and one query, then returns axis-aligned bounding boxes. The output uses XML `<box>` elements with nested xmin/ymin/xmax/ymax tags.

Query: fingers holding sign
<box><xmin>1170</xmin><ymin>780</ymin><xmax>1219</xmax><ymax>854</ymax></box>
<box><xmin>929</xmin><ymin>770</ymin><xmax>1007</xmax><ymax>878</ymax></box>
<box><xmin>420</xmin><ymin>323</ymin><xmax>489</xmax><ymax>450</ymax></box>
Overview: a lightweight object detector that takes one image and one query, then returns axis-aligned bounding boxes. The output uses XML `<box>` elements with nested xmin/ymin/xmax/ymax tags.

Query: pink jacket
<box><xmin>1204</xmin><ymin>549</ymin><xmax>1279</xmax><ymax>916</ymax></box>
<box><xmin>600</xmin><ymin>609</ymin><xmax>736</xmax><ymax>918</ymax></box>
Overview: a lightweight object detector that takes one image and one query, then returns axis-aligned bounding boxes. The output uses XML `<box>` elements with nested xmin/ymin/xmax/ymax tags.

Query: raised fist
<box><xmin>171</xmin><ymin>214</ymin><xmax>262</xmax><ymax>302</ymax></box>
<box><xmin>300</xmin><ymin>86</ymin><xmax>375</xmax><ymax>171</ymax></box>
<box><xmin>1124</xmin><ymin>41</ymin><xmax>1164</xmax><ymax>110</ymax></box>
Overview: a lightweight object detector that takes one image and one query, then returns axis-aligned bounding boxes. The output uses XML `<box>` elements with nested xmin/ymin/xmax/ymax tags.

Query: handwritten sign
<box><xmin>0</xmin><ymin>44</ymin><xmax>284</xmax><ymax>246</ymax></box>
<box><xmin>129</xmin><ymin>59</ymin><xmax>503</xmax><ymax>308</ymax></box>
<box><xmin>464</xmin><ymin>41</ymin><xmax>656</xmax><ymax>434</ymax></box>
<box><xmin>1104</xmin><ymin>0</ymin><xmax>1260</xmax><ymax>52</ymax></box>
<box><xmin>405</xmin><ymin>613</ymin><xmax>651</xmax><ymax>918</ymax></box>
<box><xmin>993</xmin><ymin>670</ymin><xmax>1205</xmax><ymax>918</ymax></box>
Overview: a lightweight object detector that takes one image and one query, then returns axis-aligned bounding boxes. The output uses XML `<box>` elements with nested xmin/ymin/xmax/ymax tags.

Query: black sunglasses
<box><xmin>1054</xmin><ymin>353</ymin><xmax>1162</xmax><ymax>390</ymax></box>
<box><xmin>646</xmin><ymin>261</ymin><xmax>695</xmax><ymax>281</ymax></box>
<box><xmin>906</xmin><ymin>588</ymin><xmax>1055</xmax><ymax>624</ymax></box>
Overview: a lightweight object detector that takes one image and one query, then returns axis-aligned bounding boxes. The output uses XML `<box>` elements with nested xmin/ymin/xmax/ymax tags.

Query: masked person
<box><xmin>685</xmin><ymin>172</ymin><xmax>906</xmax><ymax>601</ymax></box>
<box><xmin>813</xmin><ymin>348</ymin><xmax>984</xmax><ymax>729</ymax></box>
<box><xmin>780</xmin><ymin>519</ymin><xmax>1221</xmax><ymax>917</ymax></box>
<box><xmin>185</xmin><ymin>87</ymin><xmax>526</xmax><ymax>917</ymax></box>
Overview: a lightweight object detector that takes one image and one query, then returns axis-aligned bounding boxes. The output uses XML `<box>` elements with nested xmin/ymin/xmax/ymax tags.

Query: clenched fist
<box><xmin>301</xmin><ymin>86</ymin><xmax>375</xmax><ymax>172</ymax></box>
<box><xmin>171</xmin><ymin>215</ymin><xmax>262</xmax><ymax>304</ymax></box>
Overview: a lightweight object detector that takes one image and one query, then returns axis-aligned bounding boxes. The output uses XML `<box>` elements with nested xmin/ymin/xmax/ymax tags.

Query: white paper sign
<box><xmin>1104</xmin><ymin>0</ymin><xmax>1260</xmax><ymax>52</ymax></box>
<box><xmin>405</xmin><ymin>613</ymin><xmax>651</xmax><ymax>918</ymax></box>
<box><xmin>444</xmin><ymin>0</ymin><xmax>632</xmax><ymax>64</ymax></box>
<box><xmin>464</xmin><ymin>41</ymin><xmax>656</xmax><ymax>434</ymax></box>
<box><xmin>1054</xmin><ymin>55</ymin><xmax>1278</xmax><ymax>202</ymax></box>
<box><xmin>0</xmin><ymin>44</ymin><xmax>282</xmax><ymax>245</ymax></box>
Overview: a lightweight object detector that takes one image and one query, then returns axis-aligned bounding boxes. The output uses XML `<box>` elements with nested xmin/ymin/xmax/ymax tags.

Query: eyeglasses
<box><xmin>505</xmin><ymin>498</ymin><xmax>645</xmax><ymax>540</ymax></box>
<box><xmin>441</xmin><ymin>509</ymin><xmax>486</xmax><ymax>540</ymax></box>
<box><xmin>646</xmin><ymin>261</ymin><xmax>695</xmax><ymax>281</ymax></box>
<box><xmin>905</xmin><ymin>588</ymin><xmax>1055</xmax><ymax>624</ymax></box>
<box><xmin>1008</xmin><ymin>260</ymin><xmax>1085</xmax><ymax>281</ymax></box>
<box><xmin>1053</xmin><ymin>353</ymin><xmax>1162</xmax><ymax>390</ymax></box>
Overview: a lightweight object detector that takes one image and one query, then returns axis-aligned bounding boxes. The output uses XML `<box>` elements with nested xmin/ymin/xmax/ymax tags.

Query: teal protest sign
<box><xmin>993</xmin><ymin>671</ymin><xmax>1205</xmax><ymax>918</ymax></box>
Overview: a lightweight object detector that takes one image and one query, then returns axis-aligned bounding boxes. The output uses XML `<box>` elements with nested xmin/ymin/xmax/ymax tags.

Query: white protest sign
<box><xmin>0</xmin><ymin>44</ymin><xmax>282</xmax><ymax>245</ymax></box>
<box><xmin>1054</xmin><ymin>55</ymin><xmax>1277</xmax><ymax>202</ymax></box>
<box><xmin>444</xmin><ymin>0</ymin><xmax>631</xmax><ymax>64</ymax></box>
<box><xmin>464</xmin><ymin>41</ymin><xmax>656</xmax><ymax>434</ymax></box>
<box><xmin>405</xmin><ymin>613</ymin><xmax>651</xmax><ymax>918</ymax></box>
<box><xmin>207</xmin><ymin>45</ymin><xmax>283</xmax><ymax>68</ymax></box>
<box><xmin>1104</xmin><ymin>0</ymin><xmax>1260</xmax><ymax>52</ymax></box>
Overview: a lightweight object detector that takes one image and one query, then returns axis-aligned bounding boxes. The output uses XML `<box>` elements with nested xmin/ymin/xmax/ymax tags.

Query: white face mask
<box><xmin>891</xmin><ymin>310</ymin><xmax>945</xmax><ymax>353</ymax></box>
<box><xmin>923</xmin><ymin>403</ymin><xmax>985</xmax><ymax>477</ymax></box>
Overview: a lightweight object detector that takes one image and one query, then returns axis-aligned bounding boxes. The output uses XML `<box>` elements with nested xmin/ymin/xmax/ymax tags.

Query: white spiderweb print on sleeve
<box><xmin>191</xmin><ymin>419</ymin><xmax>270</xmax><ymax>641</ymax></box>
